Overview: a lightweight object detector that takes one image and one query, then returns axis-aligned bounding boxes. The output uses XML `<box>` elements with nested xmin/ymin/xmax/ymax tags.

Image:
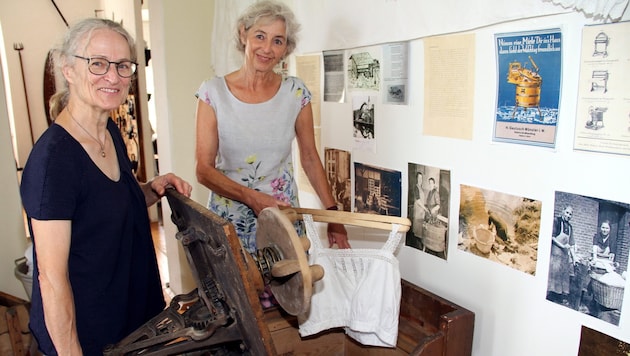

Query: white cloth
<box><xmin>298</xmin><ymin>214</ymin><xmax>403</xmax><ymax>347</ymax></box>
<box><xmin>547</xmin><ymin>0</ymin><xmax>629</xmax><ymax>20</ymax></box>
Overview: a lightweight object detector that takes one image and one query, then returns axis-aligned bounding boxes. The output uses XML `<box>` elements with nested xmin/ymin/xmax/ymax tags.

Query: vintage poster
<box><xmin>573</xmin><ymin>22</ymin><xmax>630</xmax><ymax>156</ymax></box>
<box><xmin>493</xmin><ymin>29</ymin><xmax>562</xmax><ymax>147</ymax></box>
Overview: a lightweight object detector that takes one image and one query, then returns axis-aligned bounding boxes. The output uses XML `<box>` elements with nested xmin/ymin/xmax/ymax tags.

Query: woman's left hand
<box><xmin>327</xmin><ymin>223</ymin><xmax>351</xmax><ymax>249</ymax></box>
<box><xmin>151</xmin><ymin>173</ymin><xmax>193</xmax><ymax>198</ymax></box>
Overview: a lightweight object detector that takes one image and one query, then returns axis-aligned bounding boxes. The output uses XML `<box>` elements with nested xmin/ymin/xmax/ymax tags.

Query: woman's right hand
<box><xmin>246</xmin><ymin>189</ymin><xmax>290</xmax><ymax>216</ymax></box>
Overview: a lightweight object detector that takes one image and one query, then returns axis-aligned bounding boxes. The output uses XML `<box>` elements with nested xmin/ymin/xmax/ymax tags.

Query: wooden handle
<box><xmin>271</xmin><ymin>259</ymin><xmax>301</xmax><ymax>278</ymax></box>
<box><xmin>280</xmin><ymin>207</ymin><xmax>411</xmax><ymax>232</ymax></box>
<box><xmin>309</xmin><ymin>265</ymin><xmax>324</xmax><ymax>282</ymax></box>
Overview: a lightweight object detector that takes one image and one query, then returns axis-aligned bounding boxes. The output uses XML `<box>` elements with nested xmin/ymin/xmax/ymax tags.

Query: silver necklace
<box><xmin>68</xmin><ymin>107</ymin><xmax>106</xmax><ymax>157</ymax></box>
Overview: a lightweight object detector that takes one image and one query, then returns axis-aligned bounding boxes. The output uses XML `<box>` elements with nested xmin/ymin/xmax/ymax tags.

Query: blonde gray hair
<box><xmin>234</xmin><ymin>1</ymin><xmax>300</xmax><ymax>57</ymax></box>
<box><xmin>49</xmin><ymin>18</ymin><xmax>136</xmax><ymax>120</ymax></box>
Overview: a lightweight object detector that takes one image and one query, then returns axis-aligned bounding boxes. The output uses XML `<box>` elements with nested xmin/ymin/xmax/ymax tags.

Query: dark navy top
<box><xmin>20</xmin><ymin>119</ymin><xmax>165</xmax><ymax>355</ymax></box>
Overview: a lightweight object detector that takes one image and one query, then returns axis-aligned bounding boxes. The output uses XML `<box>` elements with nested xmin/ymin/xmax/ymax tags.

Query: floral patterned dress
<box><xmin>196</xmin><ymin>76</ymin><xmax>310</xmax><ymax>253</ymax></box>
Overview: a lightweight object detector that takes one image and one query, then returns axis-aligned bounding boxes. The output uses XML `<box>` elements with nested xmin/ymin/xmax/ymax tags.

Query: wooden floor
<box><xmin>150</xmin><ymin>221</ymin><xmax>172</xmax><ymax>303</ymax></box>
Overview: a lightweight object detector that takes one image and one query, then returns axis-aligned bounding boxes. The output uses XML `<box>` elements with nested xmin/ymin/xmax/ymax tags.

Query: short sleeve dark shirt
<box><xmin>20</xmin><ymin>120</ymin><xmax>165</xmax><ymax>355</ymax></box>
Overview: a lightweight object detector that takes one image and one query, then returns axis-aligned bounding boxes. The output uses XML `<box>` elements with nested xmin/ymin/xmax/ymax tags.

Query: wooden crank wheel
<box><xmin>256</xmin><ymin>207</ymin><xmax>323</xmax><ymax>316</ymax></box>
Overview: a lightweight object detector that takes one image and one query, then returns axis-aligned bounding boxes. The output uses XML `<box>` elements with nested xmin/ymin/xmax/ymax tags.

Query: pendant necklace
<box><xmin>68</xmin><ymin>107</ymin><xmax>106</xmax><ymax>157</ymax></box>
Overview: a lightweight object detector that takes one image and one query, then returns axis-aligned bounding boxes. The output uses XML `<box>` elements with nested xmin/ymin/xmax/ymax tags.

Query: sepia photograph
<box><xmin>578</xmin><ymin>325</ymin><xmax>630</xmax><ymax>356</ymax></box>
<box><xmin>458</xmin><ymin>184</ymin><xmax>541</xmax><ymax>275</ymax></box>
<box><xmin>354</xmin><ymin>162</ymin><xmax>401</xmax><ymax>217</ymax></box>
<box><xmin>324</xmin><ymin>148</ymin><xmax>352</xmax><ymax>212</ymax></box>
<box><xmin>406</xmin><ymin>163</ymin><xmax>451</xmax><ymax>259</ymax></box>
<box><xmin>546</xmin><ymin>191</ymin><xmax>629</xmax><ymax>326</ymax></box>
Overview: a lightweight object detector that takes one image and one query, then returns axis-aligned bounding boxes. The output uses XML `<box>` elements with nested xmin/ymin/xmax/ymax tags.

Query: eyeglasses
<box><xmin>74</xmin><ymin>55</ymin><xmax>137</xmax><ymax>78</ymax></box>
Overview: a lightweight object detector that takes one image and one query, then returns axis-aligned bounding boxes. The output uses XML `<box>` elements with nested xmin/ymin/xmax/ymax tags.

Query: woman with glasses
<box><xmin>20</xmin><ymin>18</ymin><xmax>192</xmax><ymax>355</ymax></box>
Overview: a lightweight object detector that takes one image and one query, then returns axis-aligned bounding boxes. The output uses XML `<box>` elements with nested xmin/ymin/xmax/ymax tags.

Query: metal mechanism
<box><xmin>593</xmin><ymin>32</ymin><xmax>609</xmax><ymax>58</ymax></box>
<box><xmin>507</xmin><ymin>55</ymin><xmax>542</xmax><ymax>119</ymax></box>
<box><xmin>103</xmin><ymin>189</ymin><xmax>321</xmax><ymax>355</ymax></box>
<box><xmin>590</xmin><ymin>70</ymin><xmax>609</xmax><ymax>93</ymax></box>
<box><xmin>585</xmin><ymin>106</ymin><xmax>607</xmax><ymax>130</ymax></box>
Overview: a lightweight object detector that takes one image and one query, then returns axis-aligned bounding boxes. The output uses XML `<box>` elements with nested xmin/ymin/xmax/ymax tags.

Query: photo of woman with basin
<box><xmin>545</xmin><ymin>191</ymin><xmax>629</xmax><ymax>326</ymax></box>
<box><xmin>406</xmin><ymin>163</ymin><xmax>451</xmax><ymax>260</ymax></box>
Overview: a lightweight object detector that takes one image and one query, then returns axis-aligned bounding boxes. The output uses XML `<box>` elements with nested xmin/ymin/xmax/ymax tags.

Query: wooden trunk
<box><xmin>0</xmin><ymin>292</ymin><xmax>31</xmax><ymax>356</ymax></box>
<box><xmin>265</xmin><ymin>279</ymin><xmax>475</xmax><ymax>355</ymax></box>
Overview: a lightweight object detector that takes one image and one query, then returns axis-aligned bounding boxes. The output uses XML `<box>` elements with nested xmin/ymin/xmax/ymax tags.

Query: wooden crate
<box><xmin>264</xmin><ymin>279</ymin><xmax>475</xmax><ymax>355</ymax></box>
<box><xmin>0</xmin><ymin>291</ymin><xmax>31</xmax><ymax>356</ymax></box>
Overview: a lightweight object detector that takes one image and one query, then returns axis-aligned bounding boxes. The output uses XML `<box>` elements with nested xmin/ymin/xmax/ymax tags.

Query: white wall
<box><xmin>147</xmin><ymin>0</ymin><xmax>214</xmax><ymax>294</ymax></box>
<box><xmin>306</xmin><ymin>6</ymin><xmax>630</xmax><ymax>356</ymax></box>
<box><xmin>0</xmin><ymin>49</ymin><xmax>29</xmax><ymax>300</ymax></box>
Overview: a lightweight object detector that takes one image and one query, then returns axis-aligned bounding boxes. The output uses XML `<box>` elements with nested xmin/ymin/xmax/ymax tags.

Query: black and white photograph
<box><xmin>458</xmin><ymin>184</ymin><xmax>541</xmax><ymax>275</ymax></box>
<box><xmin>354</xmin><ymin>162</ymin><xmax>401</xmax><ymax>217</ymax></box>
<box><xmin>323</xmin><ymin>49</ymin><xmax>345</xmax><ymax>102</ymax></box>
<box><xmin>406</xmin><ymin>163</ymin><xmax>451</xmax><ymax>259</ymax></box>
<box><xmin>546</xmin><ymin>191</ymin><xmax>629</xmax><ymax>326</ymax></box>
<box><xmin>324</xmin><ymin>148</ymin><xmax>352</xmax><ymax>212</ymax></box>
<box><xmin>352</xmin><ymin>95</ymin><xmax>375</xmax><ymax>141</ymax></box>
<box><xmin>347</xmin><ymin>50</ymin><xmax>381</xmax><ymax>91</ymax></box>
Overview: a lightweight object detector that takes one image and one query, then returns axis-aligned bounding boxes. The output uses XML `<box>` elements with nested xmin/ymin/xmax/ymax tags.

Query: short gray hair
<box><xmin>234</xmin><ymin>1</ymin><xmax>300</xmax><ymax>57</ymax></box>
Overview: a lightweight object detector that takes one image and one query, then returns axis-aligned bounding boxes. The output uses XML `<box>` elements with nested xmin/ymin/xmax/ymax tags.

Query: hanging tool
<box><xmin>49</xmin><ymin>0</ymin><xmax>69</xmax><ymax>27</ymax></box>
<box><xmin>13</xmin><ymin>42</ymin><xmax>35</xmax><ymax>146</ymax></box>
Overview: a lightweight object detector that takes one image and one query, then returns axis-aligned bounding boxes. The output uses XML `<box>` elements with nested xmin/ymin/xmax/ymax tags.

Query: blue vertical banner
<box><xmin>493</xmin><ymin>29</ymin><xmax>562</xmax><ymax>147</ymax></box>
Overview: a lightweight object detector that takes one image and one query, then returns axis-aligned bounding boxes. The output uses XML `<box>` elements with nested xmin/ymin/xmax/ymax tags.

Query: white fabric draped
<box><xmin>546</xmin><ymin>0</ymin><xmax>629</xmax><ymax>20</ymax></box>
<box><xmin>210</xmin><ymin>0</ymin><xmax>254</xmax><ymax>76</ymax></box>
<box><xmin>210</xmin><ymin>0</ymin><xmax>628</xmax><ymax>80</ymax></box>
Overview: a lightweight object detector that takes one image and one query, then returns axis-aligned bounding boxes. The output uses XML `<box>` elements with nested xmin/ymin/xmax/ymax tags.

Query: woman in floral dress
<box><xmin>194</xmin><ymin>1</ymin><xmax>349</xmax><ymax>254</ymax></box>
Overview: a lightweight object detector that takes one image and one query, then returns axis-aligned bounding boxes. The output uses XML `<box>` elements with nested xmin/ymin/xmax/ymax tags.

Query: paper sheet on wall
<box><xmin>297</xmin><ymin>55</ymin><xmax>322</xmax><ymax>127</ymax></box>
<box><xmin>382</xmin><ymin>42</ymin><xmax>409</xmax><ymax>105</ymax></box>
<box><xmin>573</xmin><ymin>21</ymin><xmax>630</xmax><ymax>156</ymax></box>
<box><xmin>423</xmin><ymin>34</ymin><xmax>475</xmax><ymax>140</ymax></box>
<box><xmin>323</xmin><ymin>50</ymin><xmax>346</xmax><ymax>102</ymax></box>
